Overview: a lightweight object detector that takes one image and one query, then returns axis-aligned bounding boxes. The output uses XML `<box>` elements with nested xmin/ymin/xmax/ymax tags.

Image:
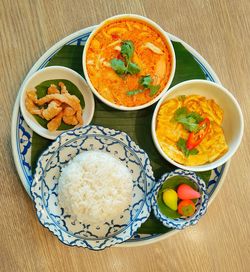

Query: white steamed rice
<box><xmin>58</xmin><ymin>151</ymin><xmax>133</xmax><ymax>224</ymax></box>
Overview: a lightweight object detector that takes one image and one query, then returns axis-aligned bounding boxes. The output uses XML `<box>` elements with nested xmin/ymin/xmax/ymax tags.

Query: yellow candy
<box><xmin>163</xmin><ymin>189</ymin><xmax>178</xmax><ymax>211</ymax></box>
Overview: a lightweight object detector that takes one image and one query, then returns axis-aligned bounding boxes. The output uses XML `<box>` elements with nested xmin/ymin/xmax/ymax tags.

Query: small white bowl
<box><xmin>151</xmin><ymin>79</ymin><xmax>244</xmax><ymax>172</ymax></box>
<box><xmin>82</xmin><ymin>14</ymin><xmax>176</xmax><ymax>111</ymax></box>
<box><xmin>20</xmin><ymin>66</ymin><xmax>95</xmax><ymax>140</ymax></box>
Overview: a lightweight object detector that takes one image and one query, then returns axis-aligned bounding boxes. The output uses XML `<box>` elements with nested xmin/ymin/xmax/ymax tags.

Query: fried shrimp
<box><xmin>59</xmin><ymin>82</ymin><xmax>68</xmax><ymax>94</ymax></box>
<box><xmin>63</xmin><ymin>106</ymin><xmax>76</xmax><ymax>117</ymax></box>
<box><xmin>25</xmin><ymin>82</ymin><xmax>84</xmax><ymax>131</ymax></box>
<box><xmin>25</xmin><ymin>97</ymin><xmax>42</xmax><ymax>115</ymax></box>
<box><xmin>76</xmin><ymin>108</ymin><xmax>83</xmax><ymax>125</ymax></box>
<box><xmin>47</xmin><ymin>111</ymin><xmax>63</xmax><ymax>131</ymax></box>
<box><xmin>63</xmin><ymin>115</ymin><xmax>78</xmax><ymax>125</ymax></box>
<box><xmin>48</xmin><ymin>84</ymin><xmax>60</xmax><ymax>94</ymax></box>
<box><xmin>26</xmin><ymin>89</ymin><xmax>38</xmax><ymax>103</ymax></box>
<box><xmin>42</xmin><ymin>100</ymin><xmax>62</xmax><ymax>120</ymax></box>
<box><xmin>37</xmin><ymin>93</ymin><xmax>81</xmax><ymax>111</ymax></box>
<box><xmin>25</xmin><ymin>89</ymin><xmax>41</xmax><ymax>115</ymax></box>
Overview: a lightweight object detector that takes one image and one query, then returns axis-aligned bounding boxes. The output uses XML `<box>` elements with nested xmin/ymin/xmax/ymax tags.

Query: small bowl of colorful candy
<box><xmin>152</xmin><ymin>169</ymin><xmax>209</xmax><ymax>229</ymax></box>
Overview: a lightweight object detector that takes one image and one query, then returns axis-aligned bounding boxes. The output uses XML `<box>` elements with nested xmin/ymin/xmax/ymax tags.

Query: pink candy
<box><xmin>177</xmin><ymin>184</ymin><xmax>201</xmax><ymax>200</ymax></box>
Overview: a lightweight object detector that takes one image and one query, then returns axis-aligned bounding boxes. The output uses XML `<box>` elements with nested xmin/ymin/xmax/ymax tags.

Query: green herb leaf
<box><xmin>174</xmin><ymin>107</ymin><xmax>188</xmax><ymax>118</ymax></box>
<box><xmin>178</xmin><ymin>95</ymin><xmax>186</xmax><ymax>101</ymax></box>
<box><xmin>177</xmin><ymin>137</ymin><xmax>188</xmax><ymax>156</ymax></box>
<box><xmin>188</xmin><ymin>112</ymin><xmax>204</xmax><ymax>123</ymax></box>
<box><xmin>121</xmin><ymin>40</ymin><xmax>134</xmax><ymax>63</ymax></box>
<box><xmin>136</xmin><ymin>75</ymin><xmax>161</xmax><ymax>96</ymax></box>
<box><xmin>182</xmin><ymin>119</ymin><xmax>199</xmax><ymax>132</ymax></box>
<box><xmin>174</xmin><ymin>107</ymin><xmax>204</xmax><ymax>132</ymax></box>
<box><xmin>189</xmin><ymin>148</ymin><xmax>199</xmax><ymax>155</ymax></box>
<box><xmin>111</xmin><ymin>41</ymin><xmax>140</xmax><ymax>76</ymax></box>
<box><xmin>149</xmin><ymin>85</ymin><xmax>160</xmax><ymax>96</ymax></box>
<box><xmin>176</xmin><ymin>137</ymin><xmax>198</xmax><ymax>157</ymax></box>
<box><xmin>127</xmin><ymin>62</ymin><xmax>141</xmax><ymax>75</ymax></box>
<box><xmin>127</xmin><ymin>89</ymin><xmax>144</xmax><ymax>96</ymax></box>
<box><xmin>110</xmin><ymin>58</ymin><xmax>127</xmax><ymax>75</ymax></box>
<box><xmin>175</xmin><ymin>114</ymin><xmax>199</xmax><ymax>132</ymax></box>
<box><xmin>139</xmin><ymin>75</ymin><xmax>152</xmax><ymax>87</ymax></box>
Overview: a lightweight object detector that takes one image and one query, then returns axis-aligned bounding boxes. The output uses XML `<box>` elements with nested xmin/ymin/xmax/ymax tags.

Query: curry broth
<box><xmin>86</xmin><ymin>19</ymin><xmax>172</xmax><ymax>107</ymax></box>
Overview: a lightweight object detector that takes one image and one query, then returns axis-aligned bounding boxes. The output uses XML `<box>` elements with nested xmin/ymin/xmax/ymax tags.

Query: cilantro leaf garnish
<box><xmin>127</xmin><ymin>89</ymin><xmax>145</xmax><ymax>96</ymax></box>
<box><xmin>139</xmin><ymin>75</ymin><xmax>152</xmax><ymax>87</ymax></box>
<box><xmin>177</xmin><ymin>138</ymin><xmax>198</xmax><ymax>157</ymax></box>
<box><xmin>174</xmin><ymin>107</ymin><xmax>188</xmax><ymax>117</ymax></box>
<box><xmin>110</xmin><ymin>59</ymin><xmax>127</xmax><ymax>75</ymax></box>
<box><xmin>174</xmin><ymin>107</ymin><xmax>204</xmax><ymax>132</ymax></box>
<box><xmin>149</xmin><ymin>84</ymin><xmax>160</xmax><ymax>96</ymax></box>
<box><xmin>188</xmin><ymin>112</ymin><xmax>204</xmax><ymax>123</ymax></box>
<box><xmin>121</xmin><ymin>40</ymin><xmax>134</xmax><ymax>63</ymax></box>
<box><xmin>178</xmin><ymin>95</ymin><xmax>186</xmax><ymax>101</ymax></box>
<box><xmin>127</xmin><ymin>75</ymin><xmax>160</xmax><ymax>96</ymax></box>
<box><xmin>127</xmin><ymin>62</ymin><xmax>141</xmax><ymax>75</ymax></box>
<box><xmin>110</xmin><ymin>40</ymin><xmax>140</xmax><ymax>76</ymax></box>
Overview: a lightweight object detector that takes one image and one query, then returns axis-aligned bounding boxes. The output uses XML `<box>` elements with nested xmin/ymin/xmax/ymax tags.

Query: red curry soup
<box><xmin>85</xmin><ymin>18</ymin><xmax>174</xmax><ymax>107</ymax></box>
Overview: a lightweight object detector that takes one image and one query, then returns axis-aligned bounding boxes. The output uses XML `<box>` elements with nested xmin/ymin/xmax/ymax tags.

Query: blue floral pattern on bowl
<box><xmin>152</xmin><ymin>169</ymin><xmax>208</xmax><ymax>230</ymax></box>
<box><xmin>31</xmin><ymin>125</ymin><xmax>155</xmax><ymax>250</ymax></box>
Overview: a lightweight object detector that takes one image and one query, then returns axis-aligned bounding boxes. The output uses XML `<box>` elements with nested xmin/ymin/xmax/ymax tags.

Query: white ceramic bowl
<box><xmin>20</xmin><ymin>66</ymin><xmax>95</xmax><ymax>140</ymax></box>
<box><xmin>151</xmin><ymin>79</ymin><xmax>244</xmax><ymax>172</ymax></box>
<box><xmin>82</xmin><ymin>14</ymin><xmax>176</xmax><ymax>111</ymax></box>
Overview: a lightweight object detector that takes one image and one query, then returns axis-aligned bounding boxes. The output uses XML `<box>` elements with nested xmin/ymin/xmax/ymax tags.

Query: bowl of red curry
<box><xmin>82</xmin><ymin>14</ymin><xmax>176</xmax><ymax>111</ymax></box>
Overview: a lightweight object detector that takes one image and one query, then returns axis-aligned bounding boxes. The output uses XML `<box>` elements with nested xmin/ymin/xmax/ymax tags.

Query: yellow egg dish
<box><xmin>156</xmin><ymin>95</ymin><xmax>228</xmax><ymax>166</ymax></box>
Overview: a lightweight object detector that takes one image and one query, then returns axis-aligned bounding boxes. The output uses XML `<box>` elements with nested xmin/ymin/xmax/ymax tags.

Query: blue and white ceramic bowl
<box><xmin>152</xmin><ymin>169</ymin><xmax>208</xmax><ymax>230</ymax></box>
<box><xmin>31</xmin><ymin>125</ymin><xmax>155</xmax><ymax>250</ymax></box>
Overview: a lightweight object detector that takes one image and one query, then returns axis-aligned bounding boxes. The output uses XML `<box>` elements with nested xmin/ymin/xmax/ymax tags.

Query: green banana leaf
<box><xmin>31</xmin><ymin>42</ymin><xmax>211</xmax><ymax>235</ymax></box>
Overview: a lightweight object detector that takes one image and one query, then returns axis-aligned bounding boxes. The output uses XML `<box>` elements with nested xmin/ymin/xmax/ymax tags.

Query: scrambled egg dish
<box><xmin>156</xmin><ymin>95</ymin><xmax>228</xmax><ymax>166</ymax></box>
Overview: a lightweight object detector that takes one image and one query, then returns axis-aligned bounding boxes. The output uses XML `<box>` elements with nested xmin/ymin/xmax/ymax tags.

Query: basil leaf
<box><xmin>121</xmin><ymin>40</ymin><xmax>134</xmax><ymax>63</ymax></box>
<box><xmin>110</xmin><ymin>58</ymin><xmax>127</xmax><ymax>75</ymax></box>
<box><xmin>127</xmin><ymin>89</ymin><xmax>144</xmax><ymax>96</ymax></box>
<box><xmin>127</xmin><ymin>62</ymin><xmax>140</xmax><ymax>75</ymax></box>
